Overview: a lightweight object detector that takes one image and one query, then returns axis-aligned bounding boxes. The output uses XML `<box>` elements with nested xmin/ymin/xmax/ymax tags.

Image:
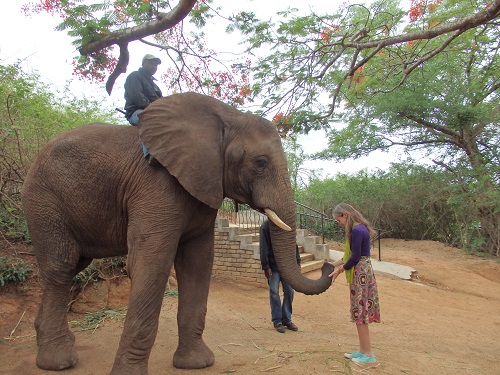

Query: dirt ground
<box><xmin>1</xmin><ymin>239</ymin><xmax>499</xmax><ymax>375</ymax></box>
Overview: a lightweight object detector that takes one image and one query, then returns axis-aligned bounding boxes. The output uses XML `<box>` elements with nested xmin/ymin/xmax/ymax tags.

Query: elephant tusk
<box><xmin>264</xmin><ymin>208</ymin><xmax>292</xmax><ymax>232</ymax></box>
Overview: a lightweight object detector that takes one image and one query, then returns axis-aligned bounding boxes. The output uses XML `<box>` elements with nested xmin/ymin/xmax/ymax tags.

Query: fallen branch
<box><xmin>260</xmin><ymin>365</ymin><xmax>283</xmax><ymax>372</ymax></box>
<box><xmin>252</xmin><ymin>341</ymin><xmax>269</xmax><ymax>352</ymax></box>
<box><xmin>239</xmin><ymin>313</ymin><xmax>259</xmax><ymax>331</ymax></box>
<box><xmin>8</xmin><ymin>310</ymin><xmax>26</xmax><ymax>339</ymax></box>
<box><xmin>254</xmin><ymin>352</ymin><xmax>278</xmax><ymax>364</ymax></box>
<box><xmin>217</xmin><ymin>342</ymin><xmax>243</xmax><ymax>353</ymax></box>
<box><xmin>3</xmin><ymin>333</ymin><xmax>36</xmax><ymax>341</ymax></box>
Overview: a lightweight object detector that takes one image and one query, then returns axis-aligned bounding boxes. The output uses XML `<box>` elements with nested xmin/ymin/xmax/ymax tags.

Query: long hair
<box><xmin>332</xmin><ymin>203</ymin><xmax>376</xmax><ymax>242</ymax></box>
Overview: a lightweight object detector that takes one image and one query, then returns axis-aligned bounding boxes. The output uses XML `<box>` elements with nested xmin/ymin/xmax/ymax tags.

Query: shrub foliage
<box><xmin>0</xmin><ymin>256</ymin><xmax>31</xmax><ymax>286</ymax></box>
<box><xmin>296</xmin><ymin>163</ymin><xmax>499</xmax><ymax>254</ymax></box>
<box><xmin>0</xmin><ymin>63</ymin><xmax>118</xmax><ymax>243</ymax></box>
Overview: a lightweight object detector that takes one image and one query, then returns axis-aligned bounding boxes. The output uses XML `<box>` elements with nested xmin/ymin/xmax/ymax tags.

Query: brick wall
<box><xmin>212</xmin><ymin>217</ymin><xmax>267</xmax><ymax>288</ymax></box>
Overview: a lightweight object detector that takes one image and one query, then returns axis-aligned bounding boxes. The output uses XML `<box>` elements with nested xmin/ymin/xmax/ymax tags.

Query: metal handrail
<box><xmin>295</xmin><ymin>201</ymin><xmax>344</xmax><ymax>244</ymax></box>
<box><xmin>217</xmin><ymin>199</ymin><xmax>266</xmax><ymax>234</ymax></box>
<box><xmin>217</xmin><ymin>199</ymin><xmax>343</xmax><ymax>240</ymax></box>
<box><xmin>217</xmin><ymin>198</ymin><xmax>383</xmax><ymax>260</ymax></box>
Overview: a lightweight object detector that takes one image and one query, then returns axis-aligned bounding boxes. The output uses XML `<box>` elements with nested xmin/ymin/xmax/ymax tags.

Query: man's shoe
<box><xmin>352</xmin><ymin>354</ymin><xmax>376</xmax><ymax>364</ymax></box>
<box><xmin>285</xmin><ymin>322</ymin><xmax>298</xmax><ymax>331</ymax></box>
<box><xmin>274</xmin><ymin>324</ymin><xmax>286</xmax><ymax>333</ymax></box>
<box><xmin>344</xmin><ymin>351</ymin><xmax>362</xmax><ymax>359</ymax></box>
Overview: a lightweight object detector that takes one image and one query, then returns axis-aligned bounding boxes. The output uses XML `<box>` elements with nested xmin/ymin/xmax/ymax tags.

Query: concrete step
<box><xmin>300</xmin><ymin>259</ymin><xmax>324</xmax><ymax>274</ymax></box>
<box><xmin>300</xmin><ymin>252</ymin><xmax>314</xmax><ymax>263</ymax></box>
<box><xmin>237</xmin><ymin>225</ymin><xmax>260</xmax><ymax>235</ymax></box>
<box><xmin>223</xmin><ymin>217</ymin><xmax>326</xmax><ymax>275</ymax></box>
<box><xmin>235</xmin><ymin>233</ymin><xmax>260</xmax><ymax>244</ymax></box>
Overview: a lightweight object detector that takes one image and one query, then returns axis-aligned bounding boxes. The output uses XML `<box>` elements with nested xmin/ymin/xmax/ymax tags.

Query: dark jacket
<box><xmin>260</xmin><ymin>219</ymin><xmax>301</xmax><ymax>271</ymax></box>
<box><xmin>124</xmin><ymin>67</ymin><xmax>162</xmax><ymax>119</ymax></box>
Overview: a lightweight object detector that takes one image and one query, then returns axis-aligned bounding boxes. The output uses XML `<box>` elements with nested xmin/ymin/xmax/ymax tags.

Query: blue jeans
<box><xmin>128</xmin><ymin>109</ymin><xmax>149</xmax><ymax>157</ymax></box>
<box><xmin>268</xmin><ymin>269</ymin><xmax>294</xmax><ymax>326</ymax></box>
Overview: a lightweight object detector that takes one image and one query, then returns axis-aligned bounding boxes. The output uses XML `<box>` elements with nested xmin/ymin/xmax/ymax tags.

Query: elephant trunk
<box><xmin>268</xmin><ymin>205</ymin><xmax>333</xmax><ymax>296</ymax></box>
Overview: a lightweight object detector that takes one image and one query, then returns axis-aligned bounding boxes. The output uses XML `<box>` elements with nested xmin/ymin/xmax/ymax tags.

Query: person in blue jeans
<box><xmin>259</xmin><ymin>218</ymin><xmax>301</xmax><ymax>333</ymax></box>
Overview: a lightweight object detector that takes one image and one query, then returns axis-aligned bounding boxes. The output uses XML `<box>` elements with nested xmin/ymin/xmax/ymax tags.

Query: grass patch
<box><xmin>70</xmin><ymin>307</ymin><xmax>127</xmax><ymax>333</ymax></box>
<box><xmin>164</xmin><ymin>289</ymin><xmax>178</xmax><ymax>298</ymax></box>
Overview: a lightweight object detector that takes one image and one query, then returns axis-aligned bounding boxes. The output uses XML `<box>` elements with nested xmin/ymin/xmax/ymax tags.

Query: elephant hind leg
<box><xmin>34</xmin><ymin>246</ymin><xmax>86</xmax><ymax>370</ymax></box>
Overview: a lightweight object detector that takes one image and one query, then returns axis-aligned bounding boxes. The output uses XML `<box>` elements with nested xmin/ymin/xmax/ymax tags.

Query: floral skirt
<box><xmin>349</xmin><ymin>257</ymin><xmax>381</xmax><ymax>324</ymax></box>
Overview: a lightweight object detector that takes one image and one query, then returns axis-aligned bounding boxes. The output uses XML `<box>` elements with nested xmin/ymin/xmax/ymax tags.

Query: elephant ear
<box><xmin>138</xmin><ymin>93</ymin><xmax>228</xmax><ymax>210</ymax></box>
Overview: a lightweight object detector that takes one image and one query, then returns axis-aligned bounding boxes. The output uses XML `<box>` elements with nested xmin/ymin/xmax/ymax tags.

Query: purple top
<box><xmin>343</xmin><ymin>224</ymin><xmax>371</xmax><ymax>270</ymax></box>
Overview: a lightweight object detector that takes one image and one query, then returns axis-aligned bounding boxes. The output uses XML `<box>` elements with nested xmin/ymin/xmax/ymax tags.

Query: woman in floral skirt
<box><xmin>329</xmin><ymin>203</ymin><xmax>381</xmax><ymax>364</ymax></box>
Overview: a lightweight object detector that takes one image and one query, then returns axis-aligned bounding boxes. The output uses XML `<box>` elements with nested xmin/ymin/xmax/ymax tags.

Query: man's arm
<box><xmin>260</xmin><ymin>220</ymin><xmax>274</xmax><ymax>280</ymax></box>
<box><xmin>295</xmin><ymin>244</ymin><xmax>302</xmax><ymax>269</ymax></box>
<box><xmin>259</xmin><ymin>221</ymin><xmax>271</xmax><ymax>271</ymax></box>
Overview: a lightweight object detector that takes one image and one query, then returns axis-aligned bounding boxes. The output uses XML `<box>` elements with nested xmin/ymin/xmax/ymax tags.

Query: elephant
<box><xmin>21</xmin><ymin>92</ymin><xmax>334</xmax><ymax>374</ymax></box>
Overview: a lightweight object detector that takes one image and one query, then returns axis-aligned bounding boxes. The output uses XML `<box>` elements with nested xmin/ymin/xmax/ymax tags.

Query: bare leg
<box><xmin>356</xmin><ymin>323</ymin><xmax>373</xmax><ymax>357</ymax></box>
<box><xmin>173</xmin><ymin>232</ymin><xmax>215</xmax><ymax>369</ymax></box>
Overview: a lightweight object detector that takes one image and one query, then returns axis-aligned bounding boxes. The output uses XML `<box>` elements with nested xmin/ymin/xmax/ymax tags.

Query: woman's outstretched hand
<box><xmin>329</xmin><ymin>263</ymin><xmax>343</xmax><ymax>282</ymax></box>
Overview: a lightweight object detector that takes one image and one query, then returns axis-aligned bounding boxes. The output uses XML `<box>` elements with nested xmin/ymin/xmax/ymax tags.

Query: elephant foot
<box><xmin>110</xmin><ymin>362</ymin><xmax>148</xmax><ymax>375</ymax></box>
<box><xmin>173</xmin><ymin>340</ymin><xmax>215</xmax><ymax>369</ymax></box>
<box><xmin>36</xmin><ymin>340</ymin><xmax>79</xmax><ymax>371</ymax></box>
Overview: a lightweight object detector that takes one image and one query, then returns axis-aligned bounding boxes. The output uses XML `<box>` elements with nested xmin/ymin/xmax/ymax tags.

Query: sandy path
<box><xmin>1</xmin><ymin>239</ymin><xmax>499</xmax><ymax>375</ymax></box>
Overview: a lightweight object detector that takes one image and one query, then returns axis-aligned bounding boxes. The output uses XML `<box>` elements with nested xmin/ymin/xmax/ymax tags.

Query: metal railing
<box><xmin>217</xmin><ymin>199</ymin><xmax>266</xmax><ymax>234</ymax></box>
<box><xmin>217</xmin><ymin>198</ymin><xmax>383</xmax><ymax>260</ymax></box>
<box><xmin>217</xmin><ymin>199</ymin><xmax>343</xmax><ymax>239</ymax></box>
<box><xmin>295</xmin><ymin>201</ymin><xmax>345</xmax><ymax>244</ymax></box>
<box><xmin>295</xmin><ymin>202</ymin><xmax>383</xmax><ymax>260</ymax></box>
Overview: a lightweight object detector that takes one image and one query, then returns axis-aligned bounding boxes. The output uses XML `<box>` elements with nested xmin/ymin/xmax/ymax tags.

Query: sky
<box><xmin>0</xmin><ymin>0</ymin><xmax>414</xmax><ymax>179</ymax></box>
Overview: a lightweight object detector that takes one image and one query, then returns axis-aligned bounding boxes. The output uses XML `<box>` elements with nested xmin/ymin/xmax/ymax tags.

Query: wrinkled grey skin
<box><xmin>21</xmin><ymin>92</ymin><xmax>333</xmax><ymax>375</ymax></box>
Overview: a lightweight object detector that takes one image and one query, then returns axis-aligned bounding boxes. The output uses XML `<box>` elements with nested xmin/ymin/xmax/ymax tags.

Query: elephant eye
<box><xmin>254</xmin><ymin>157</ymin><xmax>269</xmax><ymax>171</ymax></box>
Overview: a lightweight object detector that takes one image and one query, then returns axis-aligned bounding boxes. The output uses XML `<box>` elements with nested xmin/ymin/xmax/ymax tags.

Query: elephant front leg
<box><xmin>110</xmin><ymin>253</ymin><xmax>171</xmax><ymax>375</ymax></box>
<box><xmin>173</xmin><ymin>235</ymin><xmax>215</xmax><ymax>369</ymax></box>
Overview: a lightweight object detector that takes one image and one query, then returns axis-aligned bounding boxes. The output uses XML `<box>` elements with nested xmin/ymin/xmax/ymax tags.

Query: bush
<box><xmin>0</xmin><ymin>63</ymin><xmax>120</xmax><ymax>244</ymax></box>
<box><xmin>0</xmin><ymin>256</ymin><xmax>31</xmax><ymax>286</ymax></box>
<box><xmin>72</xmin><ymin>257</ymin><xmax>127</xmax><ymax>289</ymax></box>
<box><xmin>296</xmin><ymin>163</ymin><xmax>463</xmax><ymax>245</ymax></box>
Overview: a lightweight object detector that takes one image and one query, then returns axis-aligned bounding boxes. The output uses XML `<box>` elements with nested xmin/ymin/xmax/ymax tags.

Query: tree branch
<box><xmin>343</xmin><ymin>0</ymin><xmax>500</xmax><ymax>51</ymax></box>
<box><xmin>79</xmin><ymin>0</ymin><xmax>197</xmax><ymax>56</ymax></box>
<box><xmin>105</xmin><ymin>42</ymin><xmax>129</xmax><ymax>95</ymax></box>
<box><xmin>285</xmin><ymin>1</ymin><xmax>500</xmax><ymax>125</ymax></box>
<box><xmin>398</xmin><ymin>112</ymin><xmax>460</xmax><ymax>140</ymax></box>
<box><xmin>373</xmin><ymin>29</ymin><xmax>463</xmax><ymax>95</ymax></box>
<box><xmin>336</xmin><ymin>1</ymin><xmax>500</xmax><ymax>106</ymax></box>
<box><xmin>85</xmin><ymin>0</ymin><xmax>197</xmax><ymax>95</ymax></box>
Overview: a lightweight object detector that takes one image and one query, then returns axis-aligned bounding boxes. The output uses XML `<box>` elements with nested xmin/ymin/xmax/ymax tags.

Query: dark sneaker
<box><xmin>285</xmin><ymin>322</ymin><xmax>298</xmax><ymax>331</ymax></box>
<box><xmin>274</xmin><ymin>324</ymin><xmax>286</xmax><ymax>333</ymax></box>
